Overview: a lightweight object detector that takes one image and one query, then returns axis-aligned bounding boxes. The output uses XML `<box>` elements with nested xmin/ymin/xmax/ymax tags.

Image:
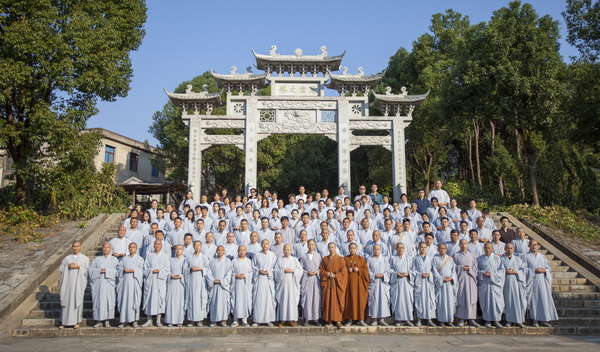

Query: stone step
<box><xmin>553</xmin><ymin>278</ymin><xmax>588</xmax><ymax>285</ymax></box>
<box><xmin>29</xmin><ymin>309</ymin><xmax>94</xmax><ymax>319</ymax></box>
<box><xmin>550</xmin><ymin>265</ymin><xmax>571</xmax><ymax>272</ymax></box>
<box><xmin>553</xmin><ymin>272</ymin><xmax>579</xmax><ymax>278</ymax></box>
<box><xmin>555</xmin><ymin>299</ymin><xmax>600</xmax><ymax>308</ymax></box>
<box><xmin>553</xmin><ymin>291</ymin><xmax>600</xmax><ymax>300</ymax></box>
<box><xmin>43</xmin><ymin>293</ymin><xmax>92</xmax><ymax>302</ymax></box>
<box><xmin>552</xmin><ymin>284</ymin><xmax>597</xmax><ymax>292</ymax></box>
<box><xmin>553</xmin><ymin>317</ymin><xmax>600</xmax><ymax>325</ymax></box>
<box><xmin>12</xmin><ymin>325</ymin><xmax>600</xmax><ymax>337</ymax></box>
<box><xmin>39</xmin><ymin>300</ymin><xmax>92</xmax><ymax>310</ymax></box>
<box><xmin>557</xmin><ymin>307</ymin><xmax>600</xmax><ymax>316</ymax></box>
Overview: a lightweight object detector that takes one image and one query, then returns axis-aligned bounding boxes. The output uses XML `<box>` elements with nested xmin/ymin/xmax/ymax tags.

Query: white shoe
<box><xmin>209</xmin><ymin>323</ymin><xmax>216</xmax><ymax>327</ymax></box>
<box><xmin>370</xmin><ymin>321</ymin><xmax>378</xmax><ymax>326</ymax></box>
<box><xmin>104</xmin><ymin>321</ymin><xmax>111</xmax><ymax>328</ymax></box>
<box><xmin>357</xmin><ymin>320</ymin><xmax>367</xmax><ymax>327</ymax></box>
<box><xmin>379</xmin><ymin>319</ymin><xmax>388</xmax><ymax>326</ymax></box>
<box><xmin>251</xmin><ymin>323</ymin><xmax>258</xmax><ymax>327</ymax></box>
<box><xmin>219</xmin><ymin>321</ymin><xmax>228</xmax><ymax>327</ymax></box>
<box><xmin>405</xmin><ymin>321</ymin><xmax>414</xmax><ymax>327</ymax></box>
<box><xmin>141</xmin><ymin>320</ymin><xmax>153</xmax><ymax>327</ymax></box>
<box><xmin>93</xmin><ymin>323</ymin><xmax>102</xmax><ymax>328</ymax></box>
<box><xmin>132</xmin><ymin>322</ymin><xmax>139</xmax><ymax>328</ymax></box>
<box><xmin>267</xmin><ymin>322</ymin><xmax>273</xmax><ymax>327</ymax></box>
<box><xmin>426</xmin><ymin>320</ymin><xmax>435</xmax><ymax>327</ymax></box>
<box><xmin>231</xmin><ymin>321</ymin><xmax>239</xmax><ymax>327</ymax></box>
<box><xmin>241</xmin><ymin>319</ymin><xmax>248</xmax><ymax>327</ymax></box>
<box><xmin>117</xmin><ymin>324</ymin><xmax>124</xmax><ymax>328</ymax></box>
<box><xmin>469</xmin><ymin>320</ymin><xmax>480</xmax><ymax>327</ymax></box>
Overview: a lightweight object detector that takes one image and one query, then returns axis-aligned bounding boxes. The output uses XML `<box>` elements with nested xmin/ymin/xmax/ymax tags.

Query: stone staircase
<box><xmin>11</xmin><ymin>213</ymin><xmax>600</xmax><ymax>336</ymax></box>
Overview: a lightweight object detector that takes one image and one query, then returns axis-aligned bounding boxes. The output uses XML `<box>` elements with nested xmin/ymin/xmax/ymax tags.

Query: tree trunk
<box><xmin>524</xmin><ymin>133</ymin><xmax>540</xmax><ymax>205</ymax></box>
<box><xmin>515</xmin><ymin>128</ymin><xmax>526</xmax><ymax>200</ymax></box>
<box><xmin>473</xmin><ymin>119</ymin><xmax>482</xmax><ymax>189</ymax></box>
<box><xmin>489</xmin><ymin>120</ymin><xmax>504</xmax><ymax>196</ymax></box>
<box><xmin>467</xmin><ymin>134</ymin><xmax>475</xmax><ymax>186</ymax></box>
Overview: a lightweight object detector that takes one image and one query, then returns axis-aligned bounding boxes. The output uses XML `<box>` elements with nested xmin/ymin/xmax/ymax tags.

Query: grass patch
<box><xmin>506</xmin><ymin>204</ymin><xmax>600</xmax><ymax>244</ymax></box>
<box><xmin>0</xmin><ymin>206</ymin><xmax>62</xmax><ymax>243</ymax></box>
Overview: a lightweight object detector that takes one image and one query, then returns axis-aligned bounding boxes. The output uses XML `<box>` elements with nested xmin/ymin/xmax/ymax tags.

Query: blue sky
<box><xmin>88</xmin><ymin>0</ymin><xmax>578</xmax><ymax>146</ymax></box>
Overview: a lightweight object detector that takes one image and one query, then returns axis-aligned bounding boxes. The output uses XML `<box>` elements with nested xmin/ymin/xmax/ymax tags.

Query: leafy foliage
<box><xmin>0</xmin><ymin>0</ymin><xmax>147</xmax><ymax>205</ymax></box>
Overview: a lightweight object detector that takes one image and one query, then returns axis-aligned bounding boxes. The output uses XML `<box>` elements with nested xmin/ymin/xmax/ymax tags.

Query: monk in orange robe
<box><xmin>320</xmin><ymin>242</ymin><xmax>348</xmax><ymax>328</ymax></box>
<box><xmin>343</xmin><ymin>242</ymin><xmax>369</xmax><ymax>326</ymax></box>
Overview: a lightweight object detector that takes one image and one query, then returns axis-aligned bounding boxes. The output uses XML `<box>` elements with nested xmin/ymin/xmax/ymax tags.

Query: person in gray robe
<box><xmin>230</xmin><ymin>245</ymin><xmax>254</xmax><ymax>327</ymax></box>
<box><xmin>274</xmin><ymin>244</ymin><xmax>303</xmax><ymax>326</ymax></box>
<box><xmin>208</xmin><ymin>245</ymin><xmax>233</xmax><ymax>327</ymax></box>
<box><xmin>184</xmin><ymin>241</ymin><xmax>211</xmax><ymax>326</ymax></box>
<box><xmin>432</xmin><ymin>243</ymin><xmax>458</xmax><ymax>326</ymax></box>
<box><xmin>125</xmin><ymin>218</ymin><xmax>144</xmax><ymax>252</ymax></box>
<box><xmin>452</xmin><ymin>240</ymin><xmax>480</xmax><ymax>327</ymax></box>
<box><xmin>300</xmin><ymin>239</ymin><xmax>322</xmax><ymax>326</ymax></box>
<box><xmin>501</xmin><ymin>243</ymin><xmax>527</xmax><ymax>327</ymax></box>
<box><xmin>59</xmin><ymin>241</ymin><xmax>90</xmax><ymax>329</ymax></box>
<box><xmin>411</xmin><ymin>242</ymin><xmax>436</xmax><ymax>326</ymax></box>
<box><xmin>477</xmin><ymin>243</ymin><xmax>505</xmax><ymax>328</ymax></box>
<box><xmin>116</xmin><ymin>242</ymin><xmax>145</xmax><ymax>327</ymax></box>
<box><xmin>293</xmin><ymin>230</ymin><xmax>309</xmax><ymax>258</ymax></box>
<box><xmin>522</xmin><ymin>240</ymin><xmax>559</xmax><ymax>327</ymax></box>
<box><xmin>245</xmin><ymin>232</ymin><xmax>262</xmax><ymax>259</ymax></box>
<box><xmin>109</xmin><ymin>226</ymin><xmax>131</xmax><ymax>261</ymax></box>
<box><xmin>270</xmin><ymin>232</ymin><xmax>285</xmax><ymax>258</ymax></box>
<box><xmin>223</xmin><ymin>232</ymin><xmax>239</xmax><ymax>260</ymax></box>
<box><xmin>316</xmin><ymin>229</ymin><xmax>338</xmax><ymax>257</ymax></box>
<box><xmin>510</xmin><ymin>228</ymin><xmax>530</xmax><ymax>257</ymax></box>
<box><xmin>201</xmin><ymin>232</ymin><xmax>218</xmax><ymax>259</ymax></box>
<box><xmin>467</xmin><ymin>230</ymin><xmax>484</xmax><ymax>257</ymax></box>
<box><xmin>444</xmin><ymin>230</ymin><xmax>461</xmax><ymax>257</ymax></box>
<box><xmin>141</xmin><ymin>240</ymin><xmax>171</xmax><ymax>327</ymax></box>
<box><xmin>252</xmin><ymin>239</ymin><xmax>277</xmax><ymax>326</ymax></box>
<box><xmin>89</xmin><ymin>242</ymin><xmax>119</xmax><ymax>328</ymax></box>
<box><xmin>390</xmin><ymin>243</ymin><xmax>414</xmax><ymax>326</ymax></box>
<box><xmin>367</xmin><ymin>244</ymin><xmax>391</xmax><ymax>326</ymax></box>
<box><xmin>165</xmin><ymin>245</ymin><xmax>186</xmax><ymax>326</ymax></box>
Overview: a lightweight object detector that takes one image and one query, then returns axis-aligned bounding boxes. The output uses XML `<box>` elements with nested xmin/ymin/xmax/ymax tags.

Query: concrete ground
<box><xmin>1</xmin><ymin>334</ymin><xmax>599</xmax><ymax>351</ymax></box>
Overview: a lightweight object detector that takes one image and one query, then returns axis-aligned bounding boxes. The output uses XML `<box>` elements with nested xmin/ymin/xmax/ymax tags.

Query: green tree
<box><xmin>0</xmin><ymin>0</ymin><xmax>147</xmax><ymax>205</ymax></box>
<box><xmin>563</xmin><ymin>0</ymin><xmax>600</xmax><ymax>62</ymax></box>
<box><xmin>464</xmin><ymin>1</ymin><xmax>564</xmax><ymax>205</ymax></box>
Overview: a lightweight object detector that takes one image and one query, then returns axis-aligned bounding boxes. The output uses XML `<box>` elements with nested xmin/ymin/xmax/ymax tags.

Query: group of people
<box><xmin>58</xmin><ymin>182</ymin><xmax>558</xmax><ymax>329</ymax></box>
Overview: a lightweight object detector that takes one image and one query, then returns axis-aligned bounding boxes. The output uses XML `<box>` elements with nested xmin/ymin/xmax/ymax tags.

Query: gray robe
<box><xmin>59</xmin><ymin>254</ymin><xmax>90</xmax><ymax>326</ymax></box>
<box><xmin>184</xmin><ymin>253</ymin><xmax>211</xmax><ymax>322</ymax></box>
<box><xmin>231</xmin><ymin>257</ymin><xmax>254</xmax><ymax>319</ymax></box>
<box><xmin>89</xmin><ymin>255</ymin><xmax>119</xmax><ymax>321</ymax></box>
<box><xmin>116</xmin><ymin>254</ymin><xmax>144</xmax><ymax>323</ymax></box>
<box><xmin>477</xmin><ymin>254</ymin><xmax>505</xmax><ymax>321</ymax></box>
<box><xmin>165</xmin><ymin>256</ymin><xmax>186</xmax><ymax>325</ymax></box>
<box><xmin>522</xmin><ymin>252</ymin><xmax>559</xmax><ymax>322</ymax></box>
<box><xmin>501</xmin><ymin>254</ymin><xmax>527</xmax><ymax>324</ymax></box>
<box><xmin>143</xmin><ymin>251</ymin><xmax>171</xmax><ymax>315</ymax></box>
<box><xmin>300</xmin><ymin>252</ymin><xmax>322</xmax><ymax>321</ymax></box>
<box><xmin>367</xmin><ymin>255</ymin><xmax>391</xmax><ymax>319</ymax></box>
<box><xmin>252</xmin><ymin>251</ymin><xmax>277</xmax><ymax>323</ymax></box>
<box><xmin>432</xmin><ymin>254</ymin><xmax>458</xmax><ymax>323</ymax></box>
<box><xmin>390</xmin><ymin>254</ymin><xmax>414</xmax><ymax>321</ymax></box>
<box><xmin>208</xmin><ymin>257</ymin><xmax>232</xmax><ymax>322</ymax></box>
<box><xmin>452</xmin><ymin>251</ymin><xmax>478</xmax><ymax>320</ymax></box>
<box><xmin>411</xmin><ymin>255</ymin><xmax>436</xmax><ymax>319</ymax></box>
<box><xmin>274</xmin><ymin>256</ymin><xmax>303</xmax><ymax>321</ymax></box>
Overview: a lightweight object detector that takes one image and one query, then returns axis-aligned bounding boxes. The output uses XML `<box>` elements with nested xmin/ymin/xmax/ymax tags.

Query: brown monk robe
<box><xmin>343</xmin><ymin>243</ymin><xmax>369</xmax><ymax>326</ymax></box>
<box><xmin>320</xmin><ymin>242</ymin><xmax>348</xmax><ymax>328</ymax></box>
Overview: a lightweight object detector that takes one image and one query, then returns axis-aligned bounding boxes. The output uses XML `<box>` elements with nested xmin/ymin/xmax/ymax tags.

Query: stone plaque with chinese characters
<box><xmin>272</xmin><ymin>82</ymin><xmax>319</xmax><ymax>97</ymax></box>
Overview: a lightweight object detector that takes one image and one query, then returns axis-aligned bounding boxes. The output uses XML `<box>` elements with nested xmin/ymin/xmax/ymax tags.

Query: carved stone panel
<box><xmin>202</xmin><ymin>135</ymin><xmax>244</xmax><ymax>145</ymax></box>
<box><xmin>349</xmin><ymin>121</ymin><xmax>392</xmax><ymax>130</ymax></box>
<box><xmin>278</xmin><ymin>110</ymin><xmax>316</xmax><ymax>124</ymax></box>
<box><xmin>349</xmin><ymin>135</ymin><xmax>392</xmax><ymax>146</ymax></box>
<box><xmin>257</xmin><ymin>121</ymin><xmax>337</xmax><ymax>134</ymax></box>
<box><xmin>257</xmin><ymin>101</ymin><xmax>337</xmax><ymax>110</ymax></box>
<box><xmin>200</xmin><ymin>120</ymin><xmax>245</xmax><ymax>129</ymax></box>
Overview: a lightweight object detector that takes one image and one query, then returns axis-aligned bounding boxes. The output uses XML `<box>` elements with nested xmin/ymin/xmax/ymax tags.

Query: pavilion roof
<box><xmin>252</xmin><ymin>46</ymin><xmax>345</xmax><ymax>74</ymax></box>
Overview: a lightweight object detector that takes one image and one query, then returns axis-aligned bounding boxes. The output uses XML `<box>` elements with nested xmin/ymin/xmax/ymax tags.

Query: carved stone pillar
<box><xmin>337</xmin><ymin>98</ymin><xmax>351</xmax><ymax>194</ymax></box>
<box><xmin>244</xmin><ymin>98</ymin><xmax>258</xmax><ymax>195</ymax></box>
<box><xmin>187</xmin><ymin>115</ymin><xmax>203</xmax><ymax>197</ymax></box>
<box><xmin>391</xmin><ymin>119</ymin><xmax>407</xmax><ymax>202</ymax></box>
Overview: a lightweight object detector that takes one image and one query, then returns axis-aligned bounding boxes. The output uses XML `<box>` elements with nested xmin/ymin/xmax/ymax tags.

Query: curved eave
<box><xmin>164</xmin><ymin>88</ymin><xmax>222</xmax><ymax>105</ymax></box>
<box><xmin>210</xmin><ymin>70</ymin><xmax>268</xmax><ymax>81</ymax></box>
<box><xmin>372</xmin><ymin>90</ymin><xmax>430</xmax><ymax>103</ymax></box>
<box><xmin>252</xmin><ymin>50</ymin><xmax>345</xmax><ymax>70</ymax></box>
<box><xmin>326</xmin><ymin>74</ymin><xmax>384</xmax><ymax>89</ymax></box>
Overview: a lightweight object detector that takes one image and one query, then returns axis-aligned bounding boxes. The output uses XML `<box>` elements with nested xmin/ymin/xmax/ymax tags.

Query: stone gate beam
<box><xmin>244</xmin><ymin>98</ymin><xmax>258</xmax><ymax>194</ymax></box>
<box><xmin>187</xmin><ymin>116</ymin><xmax>203</xmax><ymax>197</ymax></box>
<box><xmin>338</xmin><ymin>99</ymin><xmax>351</xmax><ymax>194</ymax></box>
